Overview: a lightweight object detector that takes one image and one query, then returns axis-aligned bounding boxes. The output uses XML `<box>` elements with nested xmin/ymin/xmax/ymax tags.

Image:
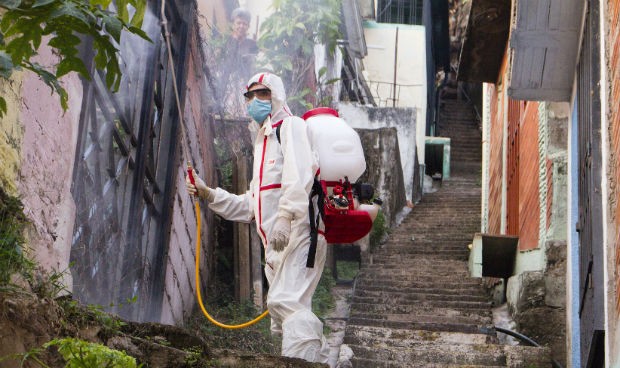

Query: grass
<box><xmin>369</xmin><ymin>210</ymin><xmax>387</xmax><ymax>251</ymax></box>
<box><xmin>336</xmin><ymin>260</ymin><xmax>360</xmax><ymax>281</ymax></box>
<box><xmin>312</xmin><ymin>266</ymin><xmax>336</xmax><ymax>319</ymax></box>
<box><xmin>186</xmin><ymin>265</ymin><xmax>337</xmax><ymax>353</ymax></box>
<box><xmin>187</xmin><ymin>296</ymin><xmax>277</xmax><ymax>355</ymax></box>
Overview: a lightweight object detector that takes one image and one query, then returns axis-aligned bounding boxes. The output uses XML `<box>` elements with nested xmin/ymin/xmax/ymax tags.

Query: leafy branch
<box><xmin>257</xmin><ymin>0</ymin><xmax>341</xmax><ymax>113</ymax></box>
<box><xmin>0</xmin><ymin>0</ymin><xmax>150</xmax><ymax>117</ymax></box>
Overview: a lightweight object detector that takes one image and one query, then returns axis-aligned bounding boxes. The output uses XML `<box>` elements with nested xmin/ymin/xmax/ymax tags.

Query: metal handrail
<box><xmin>449</xmin><ymin>65</ymin><xmax>482</xmax><ymax>123</ymax></box>
<box><xmin>495</xmin><ymin>326</ymin><xmax>564</xmax><ymax>368</ymax></box>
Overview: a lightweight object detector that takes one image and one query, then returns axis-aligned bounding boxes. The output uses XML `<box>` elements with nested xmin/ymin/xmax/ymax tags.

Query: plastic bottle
<box><xmin>302</xmin><ymin>107</ymin><xmax>366</xmax><ymax>182</ymax></box>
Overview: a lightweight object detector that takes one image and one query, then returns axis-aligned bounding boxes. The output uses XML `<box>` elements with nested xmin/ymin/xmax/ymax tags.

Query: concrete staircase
<box><xmin>342</xmin><ymin>99</ymin><xmax>552</xmax><ymax>367</ymax></box>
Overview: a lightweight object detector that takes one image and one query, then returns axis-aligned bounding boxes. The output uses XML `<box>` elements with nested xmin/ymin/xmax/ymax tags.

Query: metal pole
<box><xmin>393</xmin><ymin>27</ymin><xmax>399</xmax><ymax>107</ymax></box>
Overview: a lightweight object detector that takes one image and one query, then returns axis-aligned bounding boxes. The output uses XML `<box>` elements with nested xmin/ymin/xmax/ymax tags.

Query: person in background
<box><xmin>215</xmin><ymin>7</ymin><xmax>259</xmax><ymax>116</ymax></box>
<box><xmin>186</xmin><ymin>72</ymin><xmax>330</xmax><ymax>364</ymax></box>
<box><xmin>229</xmin><ymin>7</ymin><xmax>258</xmax><ymax>66</ymax></box>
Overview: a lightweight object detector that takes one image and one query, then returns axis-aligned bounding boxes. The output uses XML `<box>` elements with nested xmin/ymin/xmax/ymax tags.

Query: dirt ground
<box><xmin>0</xmin><ymin>282</ymin><xmax>329</xmax><ymax>368</ymax></box>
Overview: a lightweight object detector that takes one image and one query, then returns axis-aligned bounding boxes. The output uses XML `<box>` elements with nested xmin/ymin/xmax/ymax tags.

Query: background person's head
<box><xmin>230</xmin><ymin>8</ymin><xmax>251</xmax><ymax>40</ymax></box>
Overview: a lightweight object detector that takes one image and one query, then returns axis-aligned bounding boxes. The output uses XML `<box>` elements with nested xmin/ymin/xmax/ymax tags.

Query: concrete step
<box><xmin>346</xmin><ymin>317</ymin><xmax>494</xmax><ymax>336</ymax></box>
<box><xmin>349</xmin><ymin>311</ymin><xmax>493</xmax><ymax>326</ymax></box>
<box><xmin>350</xmin><ymin>296</ymin><xmax>493</xmax><ymax>311</ymax></box>
<box><xmin>352</xmin><ymin>277</ymin><xmax>486</xmax><ymax>291</ymax></box>
<box><xmin>352</xmin><ymin>289</ymin><xmax>491</xmax><ymax>304</ymax></box>
<box><xmin>347</xmin><ymin>345</ymin><xmax>552</xmax><ymax>367</ymax></box>
<box><xmin>358</xmin><ymin>266</ymin><xmax>471</xmax><ymax>277</ymax></box>
<box><xmin>379</xmin><ymin>241</ymin><xmax>470</xmax><ymax>250</ymax></box>
<box><xmin>344</xmin><ymin>325</ymin><xmax>498</xmax><ymax>346</ymax></box>
<box><xmin>357</xmin><ymin>268</ymin><xmax>472</xmax><ymax>279</ymax></box>
<box><xmin>352</xmin><ymin>285</ymin><xmax>488</xmax><ymax>298</ymax></box>
<box><xmin>349</xmin><ymin>357</ymin><xmax>506</xmax><ymax>368</ymax></box>
<box><xmin>345</xmin><ymin>343</ymin><xmax>507</xmax><ymax>366</ymax></box>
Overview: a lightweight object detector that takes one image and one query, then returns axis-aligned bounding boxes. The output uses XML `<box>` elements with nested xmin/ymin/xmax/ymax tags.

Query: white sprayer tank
<box><xmin>302</xmin><ymin>108</ymin><xmax>366</xmax><ymax>182</ymax></box>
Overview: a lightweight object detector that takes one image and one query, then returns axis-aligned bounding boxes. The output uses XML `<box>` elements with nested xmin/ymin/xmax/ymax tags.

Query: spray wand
<box><xmin>161</xmin><ymin>0</ymin><xmax>268</xmax><ymax>329</ymax></box>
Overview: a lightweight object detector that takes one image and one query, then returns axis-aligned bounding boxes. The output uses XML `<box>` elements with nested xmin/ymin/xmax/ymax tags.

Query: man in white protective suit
<box><xmin>185</xmin><ymin>72</ymin><xmax>330</xmax><ymax>364</ymax></box>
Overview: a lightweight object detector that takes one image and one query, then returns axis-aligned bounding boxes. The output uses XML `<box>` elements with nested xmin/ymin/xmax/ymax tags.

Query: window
<box><xmin>377</xmin><ymin>0</ymin><xmax>423</xmax><ymax>25</ymax></box>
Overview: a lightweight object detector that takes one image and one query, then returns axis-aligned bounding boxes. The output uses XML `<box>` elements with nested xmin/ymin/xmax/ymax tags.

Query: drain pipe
<box><xmin>494</xmin><ymin>326</ymin><xmax>564</xmax><ymax>368</ymax></box>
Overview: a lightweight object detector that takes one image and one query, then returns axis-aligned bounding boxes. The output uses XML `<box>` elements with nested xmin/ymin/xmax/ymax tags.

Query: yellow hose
<box><xmin>193</xmin><ymin>200</ymin><xmax>269</xmax><ymax>329</ymax></box>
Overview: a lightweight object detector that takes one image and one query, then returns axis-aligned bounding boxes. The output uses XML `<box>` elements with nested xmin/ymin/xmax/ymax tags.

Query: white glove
<box><xmin>185</xmin><ymin>173</ymin><xmax>215</xmax><ymax>202</ymax></box>
<box><xmin>269</xmin><ymin>217</ymin><xmax>291</xmax><ymax>252</ymax></box>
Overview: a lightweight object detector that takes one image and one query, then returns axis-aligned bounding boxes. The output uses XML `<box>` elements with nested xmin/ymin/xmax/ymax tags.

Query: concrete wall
<box><xmin>0</xmin><ymin>45</ymin><xmax>83</xmax><ymax>289</ymax></box>
<box><xmin>356</xmin><ymin>127</ymin><xmax>408</xmax><ymax>228</ymax></box>
<box><xmin>338</xmin><ymin>103</ymin><xmax>417</xmax><ymax>202</ymax></box>
<box><xmin>361</xmin><ymin>21</ymin><xmax>427</xmax><ymax>167</ymax></box>
<box><xmin>506</xmin><ymin>241</ymin><xmax>567</xmax><ymax>367</ymax></box>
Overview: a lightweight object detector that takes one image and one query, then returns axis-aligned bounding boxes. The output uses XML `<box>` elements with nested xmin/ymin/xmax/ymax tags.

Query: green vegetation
<box><xmin>187</xmin><ymin>297</ymin><xmax>277</xmax><ymax>355</ymax></box>
<box><xmin>369</xmin><ymin>210</ymin><xmax>387</xmax><ymax>251</ymax></box>
<box><xmin>60</xmin><ymin>298</ymin><xmax>128</xmax><ymax>334</ymax></box>
<box><xmin>45</xmin><ymin>337</ymin><xmax>140</xmax><ymax>368</ymax></box>
<box><xmin>188</xmin><ymin>266</ymin><xmax>336</xmax><ymax>353</ymax></box>
<box><xmin>312</xmin><ymin>266</ymin><xmax>335</xmax><ymax>318</ymax></box>
<box><xmin>258</xmin><ymin>0</ymin><xmax>342</xmax><ymax>113</ymax></box>
<box><xmin>1</xmin><ymin>338</ymin><xmax>140</xmax><ymax>368</ymax></box>
<box><xmin>0</xmin><ymin>188</ymin><xmax>33</xmax><ymax>284</ymax></box>
<box><xmin>0</xmin><ymin>0</ymin><xmax>149</xmax><ymax>117</ymax></box>
<box><xmin>336</xmin><ymin>260</ymin><xmax>359</xmax><ymax>281</ymax></box>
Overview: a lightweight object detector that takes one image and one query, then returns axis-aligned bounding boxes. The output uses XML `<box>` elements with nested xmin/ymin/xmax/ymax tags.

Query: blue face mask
<box><xmin>247</xmin><ymin>98</ymin><xmax>272</xmax><ymax>123</ymax></box>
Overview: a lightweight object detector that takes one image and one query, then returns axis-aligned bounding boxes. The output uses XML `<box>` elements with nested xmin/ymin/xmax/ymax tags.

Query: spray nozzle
<box><xmin>187</xmin><ymin>162</ymin><xmax>196</xmax><ymax>186</ymax></box>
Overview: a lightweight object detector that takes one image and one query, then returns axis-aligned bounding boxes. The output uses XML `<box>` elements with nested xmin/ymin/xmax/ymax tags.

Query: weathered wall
<box><xmin>544</xmin><ymin>103</ymin><xmax>569</xmax><ymax>242</ymax></box>
<box><xmin>0</xmin><ymin>45</ymin><xmax>82</xmax><ymax>286</ymax></box>
<box><xmin>0</xmin><ymin>73</ymin><xmax>24</xmax><ymax>196</ymax></box>
<box><xmin>161</xmin><ymin>16</ymin><xmax>220</xmax><ymax>325</ymax></box>
<box><xmin>361</xmin><ymin>21</ymin><xmax>427</xmax><ymax>166</ymax></box>
<box><xmin>338</xmin><ymin>103</ymin><xmax>418</xmax><ymax>202</ymax></box>
<box><xmin>356</xmin><ymin>127</ymin><xmax>407</xmax><ymax>228</ymax></box>
<box><xmin>607</xmin><ymin>0</ymin><xmax>620</xmax><ymax>364</ymax></box>
<box><xmin>506</xmin><ymin>241</ymin><xmax>567</xmax><ymax>367</ymax></box>
<box><xmin>0</xmin><ymin>10</ymin><xmax>218</xmax><ymax>325</ymax></box>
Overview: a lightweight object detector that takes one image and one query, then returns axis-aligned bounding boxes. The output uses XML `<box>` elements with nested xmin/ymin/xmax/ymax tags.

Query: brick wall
<box><xmin>161</xmin><ymin>24</ymin><xmax>219</xmax><ymax>325</ymax></box>
<box><xmin>518</xmin><ymin>102</ymin><xmax>540</xmax><ymax>250</ymax></box>
<box><xmin>608</xmin><ymin>0</ymin><xmax>620</xmax><ymax>315</ymax></box>
<box><xmin>488</xmin><ymin>83</ymin><xmax>503</xmax><ymax>234</ymax></box>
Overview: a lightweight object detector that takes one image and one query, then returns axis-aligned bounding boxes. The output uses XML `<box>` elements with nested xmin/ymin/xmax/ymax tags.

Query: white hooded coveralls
<box><xmin>207</xmin><ymin>72</ymin><xmax>330</xmax><ymax>363</ymax></box>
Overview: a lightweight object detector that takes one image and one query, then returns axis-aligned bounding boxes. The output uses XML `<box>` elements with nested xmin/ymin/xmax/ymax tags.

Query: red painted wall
<box><xmin>488</xmin><ymin>83</ymin><xmax>503</xmax><ymax>234</ymax></box>
<box><xmin>518</xmin><ymin>102</ymin><xmax>540</xmax><ymax>250</ymax></box>
<box><xmin>608</xmin><ymin>0</ymin><xmax>620</xmax><ymax>314</ymax></box>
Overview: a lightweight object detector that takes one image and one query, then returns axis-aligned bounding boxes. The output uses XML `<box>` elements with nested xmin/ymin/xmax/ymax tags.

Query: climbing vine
<box><xmin>0</xmin><ymin>0</ymin><xmax>149</xmax><ymax>117</ymax></box>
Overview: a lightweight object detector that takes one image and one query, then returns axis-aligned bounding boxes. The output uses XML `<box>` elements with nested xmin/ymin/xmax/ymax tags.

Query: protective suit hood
<box><xmin>246</xmin><ymin>72</ymin><xmax>292</xmax><ymax>123</ymax></box>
